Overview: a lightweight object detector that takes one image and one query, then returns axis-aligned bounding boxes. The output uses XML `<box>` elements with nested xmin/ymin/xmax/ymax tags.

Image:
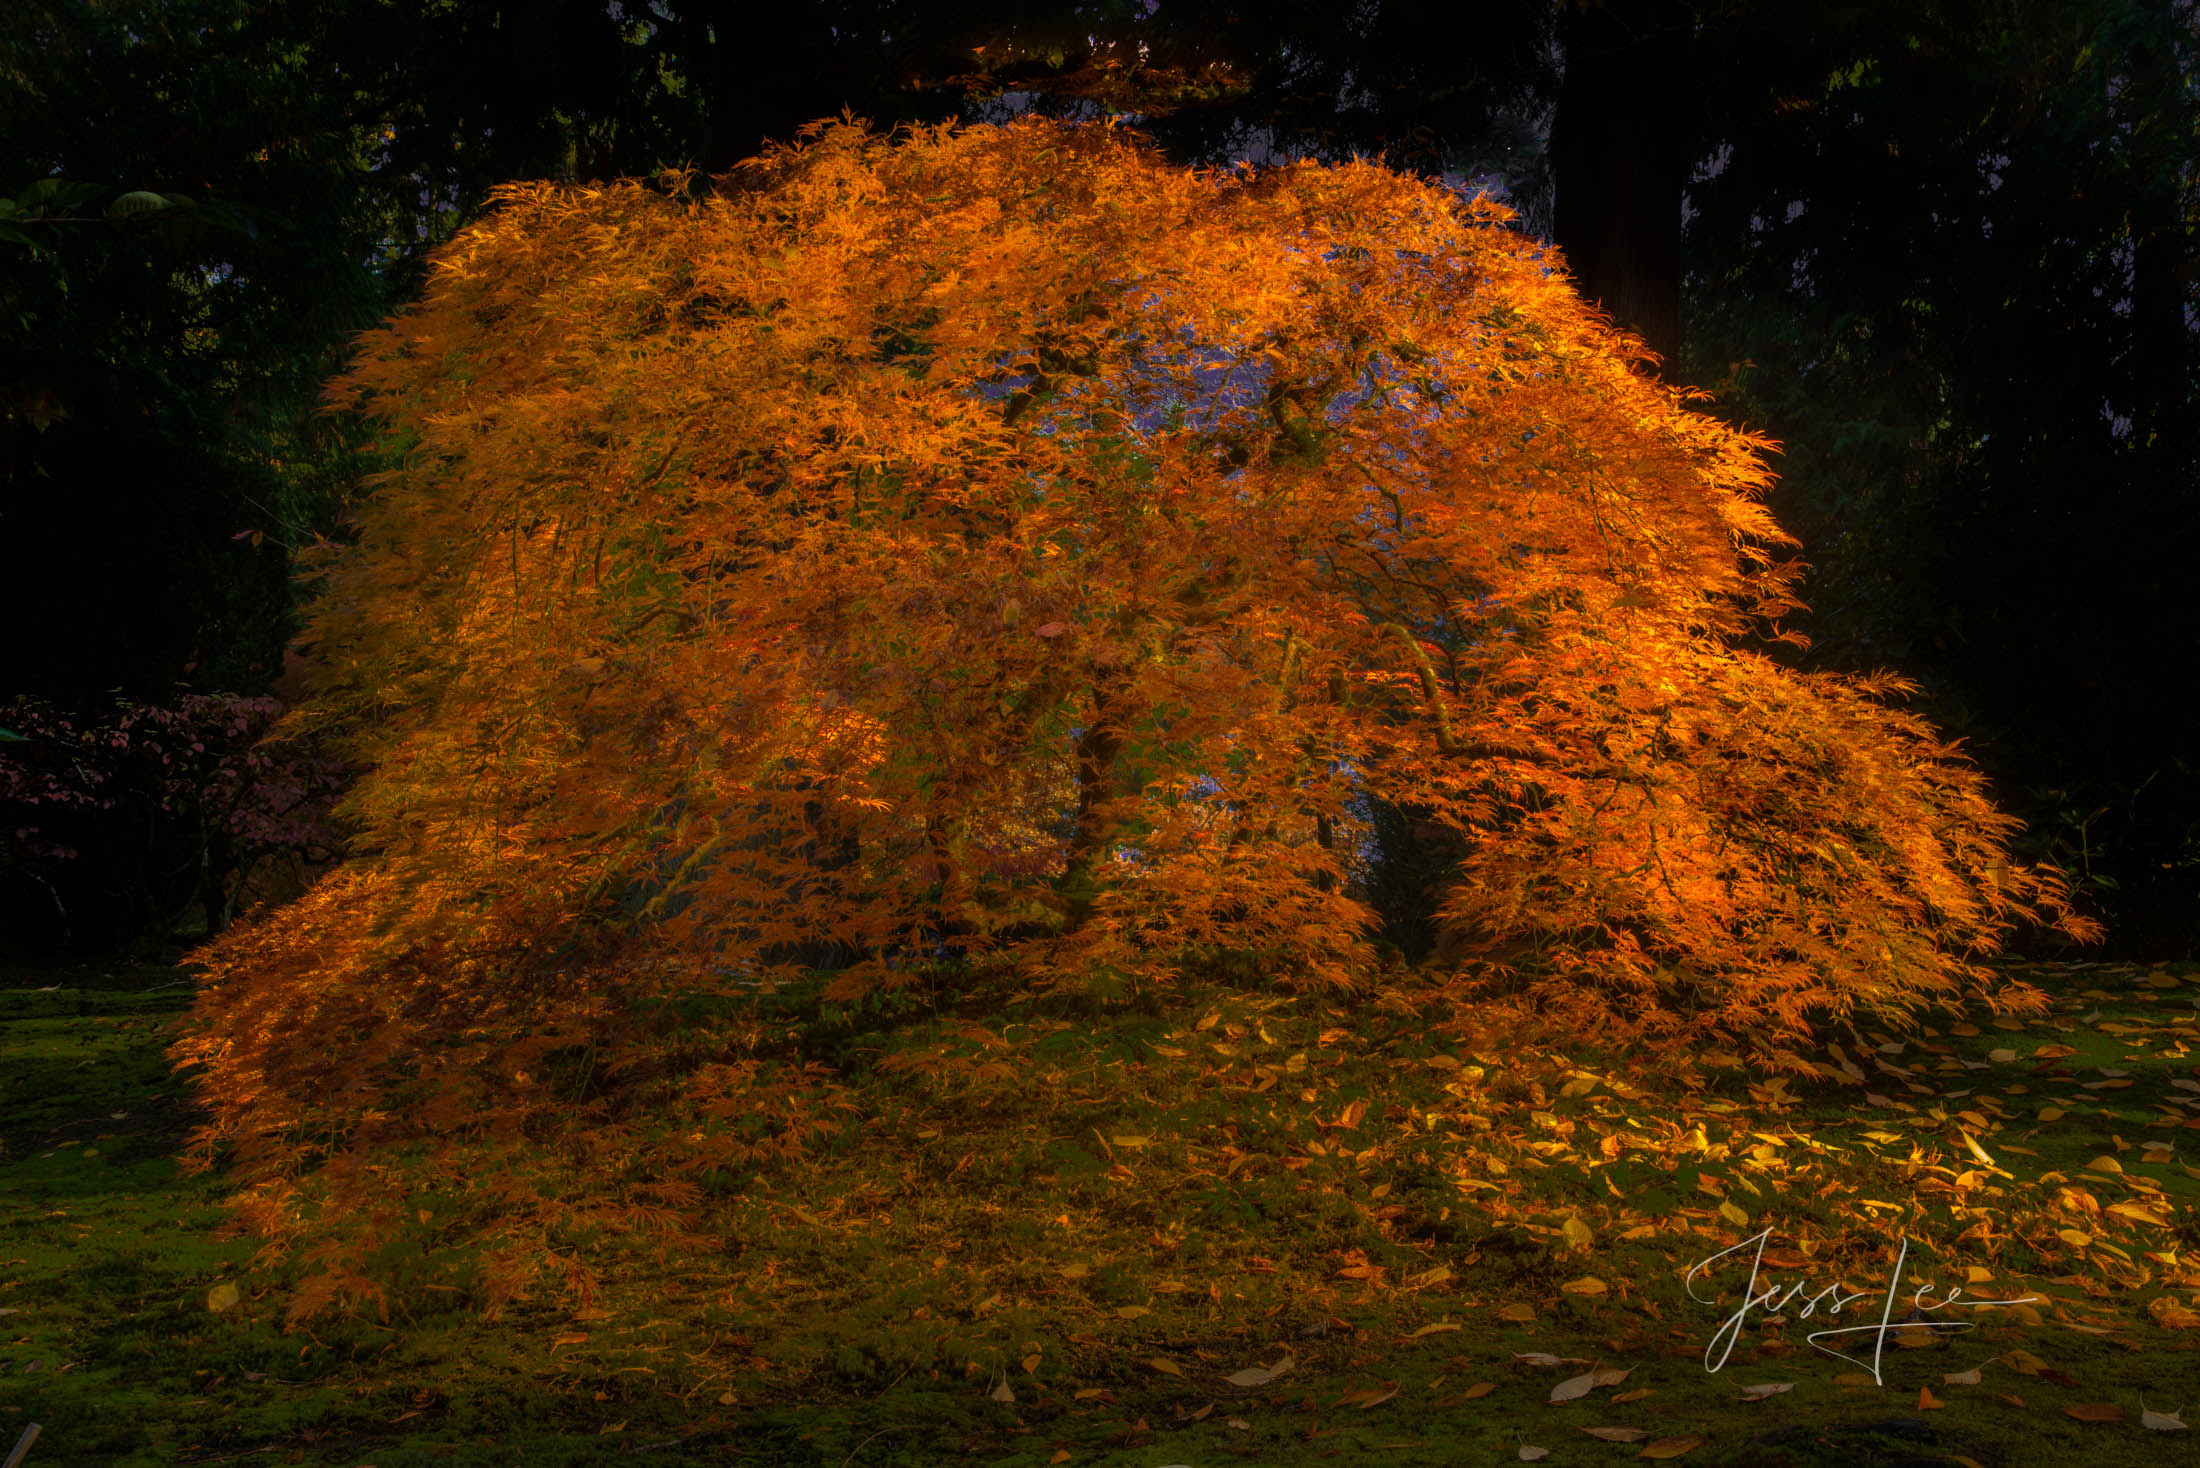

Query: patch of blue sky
<box><xmin>969</xmin><ymin>365</ymin><xmax>1034</xmax><ymax>408</ymax></box>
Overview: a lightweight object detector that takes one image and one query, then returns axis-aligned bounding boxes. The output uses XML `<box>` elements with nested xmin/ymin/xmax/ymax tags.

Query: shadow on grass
<box><xmin>3</xmin><ymin>953</ymin><xmax>2198</xmax><ymax>1465</ymax></box>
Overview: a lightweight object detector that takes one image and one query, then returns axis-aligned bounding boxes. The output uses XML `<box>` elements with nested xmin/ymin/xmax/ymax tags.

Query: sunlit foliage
<box><xmin>174</xmin><ymin>117</ymin><xmax>2092</xmax><ymax>1316</ymax></box>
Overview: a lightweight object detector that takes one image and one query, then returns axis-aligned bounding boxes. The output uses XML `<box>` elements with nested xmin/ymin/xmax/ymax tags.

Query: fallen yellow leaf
<box><xmin>1641</xmin><ymin>1436</ymin><xmax>1702</xmax><ymax>1460</ymax></box>
<box><xmin>2108</xmin><ymin>1202</ymin><xmax>2171</xmax><ymax>1228</ymax></box>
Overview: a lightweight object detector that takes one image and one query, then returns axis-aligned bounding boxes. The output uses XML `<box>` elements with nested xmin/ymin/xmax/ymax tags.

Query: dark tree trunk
<box><xmin>1550</xmin><ymin>0</ymin><xmax>1692</xmax><ymax>369</ymax></box>
<box><xmin>1061</xmin><ymin>685</ymin><xmax>1124</xmax><ymax>933</ymax></box>
<box><xmin>2123</xmin><ymin>0</ymin><xmax>2192</xmax><ymax>488</ymax></box>
<box><xmin>2112</xmin><ymin>0</ymin><xmax>2199</xmax><ymax>953</ymax></box>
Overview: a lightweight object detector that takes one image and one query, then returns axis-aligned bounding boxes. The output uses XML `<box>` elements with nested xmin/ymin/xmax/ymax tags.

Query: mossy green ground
<box><xmin>4</xmin><ymin>955</ymin><xmax>2199</xmax><ymax>1466</ymax></box>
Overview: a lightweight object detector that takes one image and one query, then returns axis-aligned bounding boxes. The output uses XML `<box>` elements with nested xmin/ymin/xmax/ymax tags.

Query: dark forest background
<box><xmin>3</xmin><ymin>0</ymin><xmax>2194</xmax><ymax>957</ymax></box>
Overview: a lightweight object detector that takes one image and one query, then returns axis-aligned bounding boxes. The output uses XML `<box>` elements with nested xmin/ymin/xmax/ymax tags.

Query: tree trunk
<box><xmin>2112</xmin><ymin>0</ymin><xmax>2198</xmax><ymax>953</ymax></box>
<box><xmin>2122</xmin><ymin>0</ymin><xmax>2192</xmax><ymax>489</ymax></box>
<box><xmin>1550</xmin><ymin>0</ymin><xmax>1692</xmax><ymax>370</ymax></box>
<box><xmin>1060</xmin><ymin>685</ymin><xmax>1124</xmax><ymax>933</ymax></box>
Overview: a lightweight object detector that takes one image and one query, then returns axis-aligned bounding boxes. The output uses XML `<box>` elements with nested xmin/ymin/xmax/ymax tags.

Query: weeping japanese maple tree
<box><xmin>176</xmin><ymin>117</ymin><xmax>2089</xmax><ymax>1315</ymax></box>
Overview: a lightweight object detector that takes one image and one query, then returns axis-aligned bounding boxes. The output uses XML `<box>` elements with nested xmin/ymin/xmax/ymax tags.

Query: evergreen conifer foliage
<box><xmin>176</xmin><ymin>118</ymin><xmax>2090</xmax><ymax>1316</ymax></box>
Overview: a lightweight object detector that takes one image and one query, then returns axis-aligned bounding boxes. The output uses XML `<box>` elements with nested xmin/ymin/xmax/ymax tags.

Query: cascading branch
<box><xmin>174</xmin><ymin>116</ymin><xmax>2093</xmax><ymax>1318</ymax></box>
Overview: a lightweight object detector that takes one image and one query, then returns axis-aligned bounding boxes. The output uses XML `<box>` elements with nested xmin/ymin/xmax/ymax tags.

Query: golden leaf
<box><xmin>2148</xmin><ymin>1298</ymin><xmax>2200</xmax><ymax>1330</ymax></box>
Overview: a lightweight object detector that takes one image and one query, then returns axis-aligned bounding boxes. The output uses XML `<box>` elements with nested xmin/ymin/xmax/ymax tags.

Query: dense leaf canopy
<box><xmin>176</xmin><ymin>118</ymin><xmax>2093</xmax><ymax>1313</ymax></box>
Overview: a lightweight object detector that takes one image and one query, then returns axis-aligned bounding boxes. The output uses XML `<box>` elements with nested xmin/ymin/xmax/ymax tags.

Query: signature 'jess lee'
<box><xmin>1685</xmin><ymin>1228</ymin><xmax>2039</xmax><ymax>1383</ymax></box>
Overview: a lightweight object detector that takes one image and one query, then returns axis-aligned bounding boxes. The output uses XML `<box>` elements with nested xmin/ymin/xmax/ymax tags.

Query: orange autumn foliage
<box><xmin>173</xmin><ymin>117</ymin><xmax>2093</xmax><ymax>1316</ymax></box>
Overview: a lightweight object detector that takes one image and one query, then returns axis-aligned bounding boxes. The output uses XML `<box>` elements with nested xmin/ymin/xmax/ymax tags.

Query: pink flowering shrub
<box><xmin>0</xmin><ymin>694</ymin><xmax>347</xmax><ymax>953</ymax></box>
